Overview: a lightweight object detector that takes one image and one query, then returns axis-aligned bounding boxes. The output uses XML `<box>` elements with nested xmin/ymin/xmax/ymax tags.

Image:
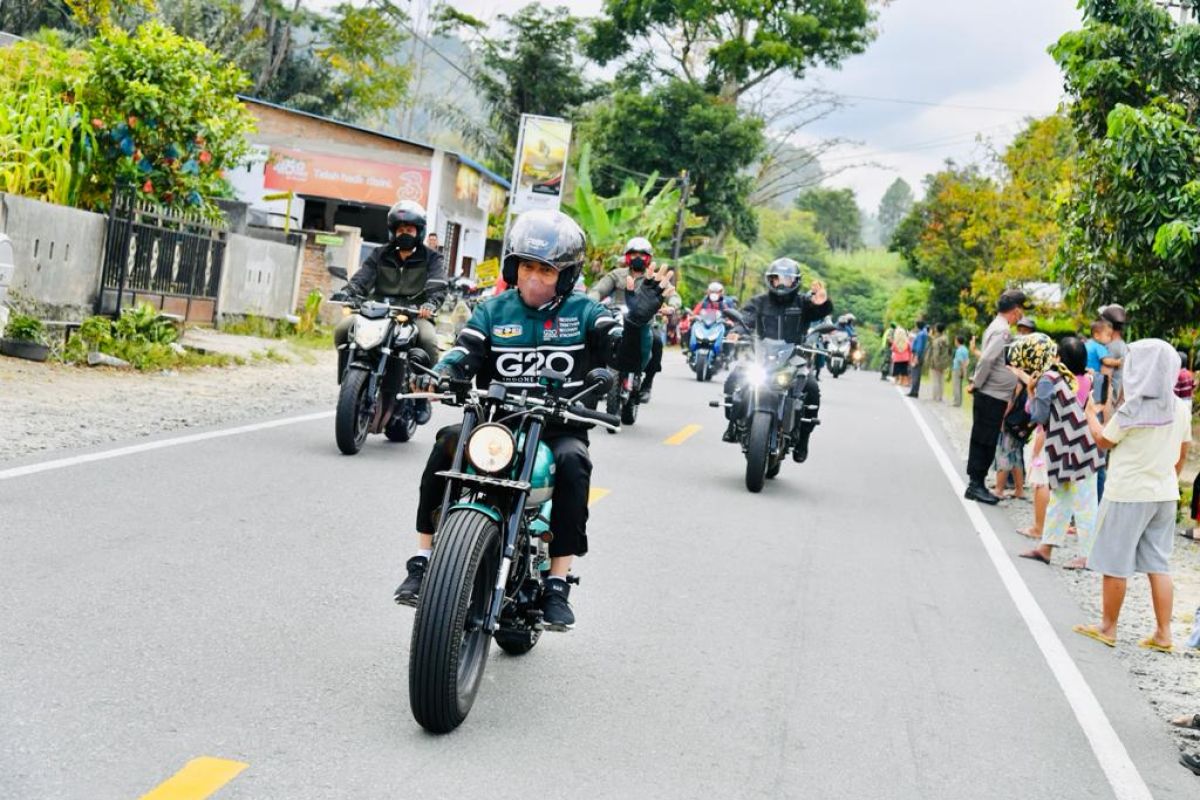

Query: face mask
<box><xmin>629</xmin><ymin>256</ymin><xmax>648</xmax><ymax>272</ymax></box>
<box><xmin>517</xmin><ymin>269</ymin><xmax>559</xmax><ymax>309</ymax></box>
<box><xmin>708</xmin><ymin>293</ymin><xmax>720</xmax><ymax>303</ymax></box>
<box><xmin>394</xmin><ymin>233</ymin><xmax>419</xmax><ymax>251</ymax></box>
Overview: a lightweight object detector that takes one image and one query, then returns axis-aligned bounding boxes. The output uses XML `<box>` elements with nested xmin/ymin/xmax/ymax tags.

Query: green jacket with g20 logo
<box><xmin>435</xmin><ymin>286</ymin><xmax>658</xmax><ymax>398</ymax></box>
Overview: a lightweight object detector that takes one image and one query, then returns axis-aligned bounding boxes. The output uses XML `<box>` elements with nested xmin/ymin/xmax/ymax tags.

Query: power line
<box><xmin>817</xmin><ymin>120</ymin><xmax>1023</xmax><ymax>164</ymax></box>
<box><xmin>832</xmin><ymin>92</ymin><xmax>1044</xmax><ymax>115</ymax></box>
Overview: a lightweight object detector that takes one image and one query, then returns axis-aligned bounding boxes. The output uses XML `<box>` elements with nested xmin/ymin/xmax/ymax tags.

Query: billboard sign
<box><xmin>264</xmin><ymin>148</ymin><xmax>431</xmax><ymax>208</ymax></box>
<box><xmin>510</xmin><ymin>115</ymin><xmax>572</xmax><ymax>213</ymax></box>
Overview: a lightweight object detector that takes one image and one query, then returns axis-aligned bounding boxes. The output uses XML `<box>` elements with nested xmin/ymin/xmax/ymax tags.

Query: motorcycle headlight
<box><xmin>353</xmin><ymin>318</ymin><xmax>390</xmax><ymax>349</ymax></box>
<box><xmin>773</xmin><ymin>368</ymin><xmax>795</xmax><ymax>389</ymax></box>
<box><xmin>746</xmin><ymin>364</ymin><xmax>768</xmax><ymax>385</ymax></box>
<box><xmin>852</xmin><ymin>349</ymin><xmax>865</xmax><ymax>362</ymax></box>
<box><xmin>465</xmin><ymin>424</ymin><xmax>516</xmax><ymax>475</ymax></box>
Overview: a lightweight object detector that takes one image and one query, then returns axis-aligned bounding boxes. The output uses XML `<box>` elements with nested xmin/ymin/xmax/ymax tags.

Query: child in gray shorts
<box><xmin>1073</xmin><ymin>339</ymin><xmax>1192</xmax><ymax>652</ymax></box>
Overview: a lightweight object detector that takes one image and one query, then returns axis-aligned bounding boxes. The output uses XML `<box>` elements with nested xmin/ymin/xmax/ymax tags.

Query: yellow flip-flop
<box><xmin>1137</xmin><ymin>637</ymin><xmax>1174</xmax><ymax>654</ymax></box>
<box><xmin>1073</xmin><ymin>624</ymin><xmax>1115</xmax><ymax>648</ymax></box>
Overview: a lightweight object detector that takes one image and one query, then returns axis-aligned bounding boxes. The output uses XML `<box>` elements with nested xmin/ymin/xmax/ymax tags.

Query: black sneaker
<box><xmin>1180</xmin><ymin>752</ymin><xmax>1200</xmax><ymax>776</ymax></box>
<box><xmin>394</xmin><ymin>555</ymin><xmax>428</xmax><ymax>606</ymax></box>
<box><xmin>541</xmin><ymin>578</ymin><xmax>575</xmax><ymax>631</ymax></box>
<box><xmin>792</xmin><ymin>437</ymin><xmax>809</xmax><ymax>463</ymax></box>
<box><xmin>414</xmin><ymin>399</ymin><xmax>432</xmax><ymax>425</ymax></box>
<box><xmin>638</xmin><ymin>388</ymin><xmax>652</xmax><ymax>404</ymax></box>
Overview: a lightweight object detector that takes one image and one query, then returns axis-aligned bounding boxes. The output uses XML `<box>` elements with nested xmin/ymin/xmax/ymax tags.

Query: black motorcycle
<box><xmin>604</xmin><ymin>306</ymin><xmax>643</xmax><ymax>430</ymax></box>
<box><xmin>332</xmin><ymin>297</ymin><xmax>434</xmax><ymax>454</ymax></box>
<box><xmin>398</xmin><ymin>368</ymin><xmax>619</xmax><ymax>733</ymax></box>
<box><xmin>713</xmin><ymin>325</ymin><xmax>832</xmax><ymax>493</ymax></box>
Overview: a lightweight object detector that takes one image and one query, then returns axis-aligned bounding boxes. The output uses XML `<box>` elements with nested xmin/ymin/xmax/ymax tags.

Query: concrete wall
<box><xmin>0</xmin><ymin>193</ymin><xmax>106</xmax><ymax>319</ymax></box>
<box><xmin>217</xmin><ymin>233</ymin><xmax>304</xmax><ymax>319</ymax></box>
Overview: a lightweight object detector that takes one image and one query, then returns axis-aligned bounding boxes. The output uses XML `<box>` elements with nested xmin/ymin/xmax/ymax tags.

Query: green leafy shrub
<box><xmin>113</xmin><ymin>303</ymin><xmax>177</xmax><ymax>345</ymax></box>
<box><xmin>297</xmin><ymin>289</ymin><xmax>323</xmax><ymax>336</ymax></box>
<box><xmin>3</xmin><ymin>313</ymin><xmax>47</xmax><ymax>344</ymax></box>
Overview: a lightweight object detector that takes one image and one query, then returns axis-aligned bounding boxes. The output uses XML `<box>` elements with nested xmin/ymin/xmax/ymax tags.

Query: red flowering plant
<box><xmin>81</xmin><ymin>21</ymin><xmax>255</xmax><ymax>218</ymax></box>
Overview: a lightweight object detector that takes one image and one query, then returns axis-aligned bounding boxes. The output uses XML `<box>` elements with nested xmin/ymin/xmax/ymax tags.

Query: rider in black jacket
<box><xmin>723</xmin><ymin>258</ymin><xmax>832</xmax><ymax>463</ymax></box>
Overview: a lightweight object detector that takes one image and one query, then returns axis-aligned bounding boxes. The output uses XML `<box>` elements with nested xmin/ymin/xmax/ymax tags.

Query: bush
<box><xmin>3</xmin><ymin>313</ymin><xmax>46</xmax><ymax>344</ymax></box>
<box><xmin>113</xmin><ymin>303</ymin><xmax>177</xmax><ymax>345</ymax></box>
<box><xmin>83</xmin><ymin>21</ymin><xmax>254</xmax><ymax>215</ymax></box>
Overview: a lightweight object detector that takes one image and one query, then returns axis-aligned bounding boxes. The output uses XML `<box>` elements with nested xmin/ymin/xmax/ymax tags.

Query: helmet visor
<box><xmin>768</xmin><ymin>274</ymin><xmax>797</xmax><ymax>289</ymax></box>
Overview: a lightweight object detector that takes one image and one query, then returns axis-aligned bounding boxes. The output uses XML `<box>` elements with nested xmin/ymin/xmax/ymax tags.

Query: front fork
<box><xmin>483</xmin><ymin>418</ymin><xmax>542</xmax><ymax>633</ymax></box>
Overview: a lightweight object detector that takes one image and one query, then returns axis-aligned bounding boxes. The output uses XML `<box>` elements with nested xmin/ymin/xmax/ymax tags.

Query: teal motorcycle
<box><xmin>401</xmin><ymin>368</ymin><xmax>618</xmax><ymax>733</ymax></box>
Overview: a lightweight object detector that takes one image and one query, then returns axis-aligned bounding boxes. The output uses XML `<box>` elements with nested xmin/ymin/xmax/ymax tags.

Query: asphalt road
<box><xmin>2</xmin><ymin>352</ymin><xmax>1195</xmax><ymax>799</ymax></box>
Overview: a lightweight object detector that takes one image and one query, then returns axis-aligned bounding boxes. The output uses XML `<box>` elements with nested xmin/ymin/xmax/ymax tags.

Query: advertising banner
<box><xmin>474</xmin><ymin>257</ymin><xmax>500</xmax><ymax>288</ymax></box>
<box><xmin>264</xmin><ymin>148</ymin><xmax>431</xmax><ymax>208</ymax></box>
<box><xmin>510</xmin><ymin>115</ymin><xmax>572</xmax><ymax>213</ymax></box>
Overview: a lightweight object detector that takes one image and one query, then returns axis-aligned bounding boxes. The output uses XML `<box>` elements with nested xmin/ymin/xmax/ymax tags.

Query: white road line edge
<box><xmin>899</xmin><ymin>389</ymin><xmax>1152</xmax><ymax>800</ymax></box>
<box><xmin>0</xmin><ymin>411</ymin><xmax>334</xmax><ymax>481</ymax></box>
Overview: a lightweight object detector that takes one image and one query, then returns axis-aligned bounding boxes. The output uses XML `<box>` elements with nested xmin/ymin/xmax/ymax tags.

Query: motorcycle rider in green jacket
<box><xmin>394</xmin><ymin>210</ymin><xmax>671</xmax><ymax>629</ymax></box>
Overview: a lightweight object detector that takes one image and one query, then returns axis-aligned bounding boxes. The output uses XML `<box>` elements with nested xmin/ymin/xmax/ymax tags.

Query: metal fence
<box><xmin>98</xmin><ymin>189</ymin><xmax>227</xmax><ymax>321</ymax></box>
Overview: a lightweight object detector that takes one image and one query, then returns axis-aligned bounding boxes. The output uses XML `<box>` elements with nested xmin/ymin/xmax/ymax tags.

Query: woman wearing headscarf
<box><xmin>1009</xmin><ymin>335</ymin><xmax>1103</xmax><ymax>567</ymax></box>
<box><xmin>1074</xmin><ymin>339</ymin><xmax>1193</xmax><ymax>652</ymax></box>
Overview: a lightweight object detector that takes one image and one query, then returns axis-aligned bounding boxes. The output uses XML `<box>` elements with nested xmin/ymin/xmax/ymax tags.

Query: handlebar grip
<box><xmin>569</xmin><ymin>406</ymin><xmax>622</xmax><ymax>427</ymax></box>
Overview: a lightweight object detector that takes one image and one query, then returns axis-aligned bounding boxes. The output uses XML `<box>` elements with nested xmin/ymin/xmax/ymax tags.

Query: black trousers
<box><xmin>642</xmin><ymin>336</ymin><xmax>664</xmax><ymax>388</ymax></box>
<box><xmin>967</xmin><ymin>392</ymin><xmax>1007</xmax><ymax>485</ymax></box>
<box><xmin>416</xmin><ymin>424</ymin><xmax>593</xmax><ymax>557</ymax></box>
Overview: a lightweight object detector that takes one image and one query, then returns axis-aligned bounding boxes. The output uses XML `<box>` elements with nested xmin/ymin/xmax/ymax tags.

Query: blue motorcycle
<box><xmin>688</xmin><ymin>308</ymin><xmax>732</xmax><ymax>382</ymax></box>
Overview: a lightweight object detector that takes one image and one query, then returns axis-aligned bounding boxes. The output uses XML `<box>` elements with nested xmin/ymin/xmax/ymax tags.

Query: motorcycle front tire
<box><xmin>335</xmin><ymin>369</ymin><xmax>372</xmax><ymax>455</ymax></box>
<box><xmin>745</xmin><ymin>410</ymin><xmax>773</xmax><ymax>493</ymax></box>
<box><xmin>409</xmin><ymin>510</ymin><xmax>501</xmax><ymax>734</ymax></box>
<box><xmin>696</xmin><ymin>353</ymin><xmax>711</xmax><ymax>382</ymax></box>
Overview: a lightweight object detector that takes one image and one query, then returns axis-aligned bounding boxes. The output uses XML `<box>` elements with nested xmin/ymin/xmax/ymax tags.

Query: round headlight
<box><xmin>746</xmin><ymin>364</ymin><xmax>769</xmax><ymax>385</ymax></box>
<box><xmin>773</xmin><ymin>369</ymin><xmax>794</xmax><ymax>389</ymax></box>
<box><xmin>466</xmin><ymin>424</ymin><xmax>516</xmax><ymax>474</ymax></box>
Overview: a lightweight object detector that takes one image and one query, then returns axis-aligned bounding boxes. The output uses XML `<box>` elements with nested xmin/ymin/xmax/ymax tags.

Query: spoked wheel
<box><xmin>745</xmin><ymin>411</ymin><xmax>773</xmax><ymax>493</ymax></box>
<box><xmin>409</xmin><ymin>510</ymin><xmax>501</xmax><ymax>733</ymax></box>
<box><xmin>335</xmin><ymin>369</ymin><xmax>372</xmax><ymax>455</ymax></box>
<box><xmin>385</xmin><ymin>402</ymin><xmax>418</xmax><ymax>442</ymax></box>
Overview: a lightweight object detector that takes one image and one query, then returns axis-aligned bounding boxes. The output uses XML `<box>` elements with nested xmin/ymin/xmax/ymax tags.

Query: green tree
<box><xmin>795</xmin><ymin>187</ymin><xmax>862</xmax><ymax>251</ymax></box>
<box><xmin>877</xmin><ymin>178</ymin><xmax>914</xmax><ymax>244</ymax></box>
<box><xmin>444</xmin><ymin>3</ymin><xmax>597</xmax><ymax>167</ymax></box>
<box><xmin>588</xmin><ymin>0</ymin><xmax>875</xmax><ymax>101</ymax></box>
<box><xmin>583</xmin><ymin>79</ymin><xmax>764</xmax><ymax>242</ymax></box>
<box><xmin>82</xmin><ymin>20</ymin><xmax>255</xmax><ymax>213</ymax></box>
<box><xmin>889</xmin><ymin>165</ymin><xmax>998</xmax><ymax>323</ymax></box>
<box><xmin>1051</xmin><ymin>0</ymin><xmax>1200</xmax><ymax>339</ymax></box>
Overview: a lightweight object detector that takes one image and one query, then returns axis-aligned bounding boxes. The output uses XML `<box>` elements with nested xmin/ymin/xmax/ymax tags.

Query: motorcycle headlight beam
<box><xmin>746</xmin><ymin>364</ymin><xmax>769</xmax><ymax>386</ymax></box>
<box><xmin>465</xmin><ymin>424</ymin><xmax>516</xmax><ymax>475</ymax></box>
<box><xmin>352</xmin><ymin>318</ymin><xmax>390</xmax><ymax>349</ymax></box>
<box><xmin>773</xmin><ymin>368</ymin><xmax>795</xmax><ymax>389</ymax></box>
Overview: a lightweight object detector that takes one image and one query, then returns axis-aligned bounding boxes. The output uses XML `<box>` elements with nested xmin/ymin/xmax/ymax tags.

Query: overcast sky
<box><xmin>399</xmin><ymin>0</ymin><xmax>1081</xmax><ymax>211</ymax></box>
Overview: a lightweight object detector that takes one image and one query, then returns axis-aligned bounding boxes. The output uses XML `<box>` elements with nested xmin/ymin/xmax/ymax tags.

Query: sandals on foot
<box><xmin>1019</xmin><ymin>550</ymin><xmax>1051</xmax><ymax>565</ymax></box>
<box><xmin>1172</xmin><ymin>714</ymin><xmax>1200</xmax><ymax>730</ymax></box>
<box><xmin>1138</xmin><ymin>637</ymin><xmax>1174</xmax><ymax>654</ymax></box>
<box><xmin>1016</xmin><ymin>527</ymin><xmax>1041</xmax><ymax>539</ymax></box>
<box><xmin>1062</xmin><ymin>557</ymin><xmax>1088</xmax><ymax>571</ymax></box>
<box><xmin>1073</xmin><ymin>624</ymin><xmax>1116</xmax><ymax>648</ymax></box>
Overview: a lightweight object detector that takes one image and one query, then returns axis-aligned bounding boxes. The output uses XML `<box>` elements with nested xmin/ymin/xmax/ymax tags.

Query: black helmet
<box><xmin>501</xmin><ymin>210</ymin><xmax>586</xmax><ymax>297</ymax></box>
<box><xmin>765</xmin><ymin>258</ymin><xmax>802</xmax><ymax>300</ymax></box>
<box><xmin>387</xmin><ymin>200</ymin><xmax>426</xmax><ymax>244</ymax></box>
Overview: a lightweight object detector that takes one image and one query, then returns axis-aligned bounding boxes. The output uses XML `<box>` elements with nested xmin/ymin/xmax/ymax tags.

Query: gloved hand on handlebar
<box><xmin>330</xmin><ymin>289</ymin><xmax>360</xmax><ymax>303</ymax></box>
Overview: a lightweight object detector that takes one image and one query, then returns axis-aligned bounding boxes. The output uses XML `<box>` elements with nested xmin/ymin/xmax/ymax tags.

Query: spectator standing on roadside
<box><xmin>1086</xmin><ymin>319</ymin><xmax>1113</xmax><ymax>403</ymax></box>
<box><xmin>908</xmin><ymin>321</ymin><xmax>930</xmax><ymax>399</ymax></box>
<box><xmin>964</xmin><ymin>289</ymin><xmax>1028</xmax><ymax>505</ymax></box>
<box><xmin>891</xmin><ymin>327</ymin><xmax>912</xmax><ymax>387</ymax></box>
<box><xmin>1074</xmin><ymin>339</ymin><xmax>1192</xmax><ymax>653</ymax></box>
<box><xmin>1099</xmin><ymin>304</ymin><xmax>1128</xmax><ymax>400</ymax></box>
<box><xmin>951</xmin><ymin>335</ymin><xmax>969</xmax><ymax>407</ymax></box>
<box><xmin>1014</xmin><ymin>336</ymin><xmax>1103</xmax><ymax>568</ymax></box>
<box><xmin>928</xmin><ymin>323</ymin><xmax>951</xmax><ymax>403</ymax></box>
<box><xmin>1175</xmin><ymin>366</ymin><xmax>1199</xmax><ymax>543</ymax></box>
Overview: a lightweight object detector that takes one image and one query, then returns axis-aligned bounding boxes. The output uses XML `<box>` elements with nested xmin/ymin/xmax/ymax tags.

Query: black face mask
<box><xmin>629</xmin><ymin>256</ymin><xmax>648</xmax><ymax>272</ymax></box>
<box><xmin>394</xmin><ymin>233</ymin><xmax>419</xmax><ymax>251</ymax></box>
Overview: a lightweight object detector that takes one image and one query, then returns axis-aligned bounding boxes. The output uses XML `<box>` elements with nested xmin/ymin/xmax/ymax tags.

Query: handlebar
<box><xmin>395</xmin><ymin>384</ymin><xmax>621</xmax><ymax>432</ymax></box>
<box><xmin>330</xmin><ymin>297</ymin><xmax>428</xmax><ymax>317</ymax></box>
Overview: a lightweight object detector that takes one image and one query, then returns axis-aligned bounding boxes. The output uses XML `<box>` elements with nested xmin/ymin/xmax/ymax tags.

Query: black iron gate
<box><xmin>97</xmin><ymin>189</ymin><xmax>227</xmax><ymax>322</ymax></box>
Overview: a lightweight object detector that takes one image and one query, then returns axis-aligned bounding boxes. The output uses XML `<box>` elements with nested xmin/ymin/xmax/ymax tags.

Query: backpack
<box><xmin>1002</xmin><ymin>386</ymin><xmax>1035</xmax><ymax>443</ymax></box>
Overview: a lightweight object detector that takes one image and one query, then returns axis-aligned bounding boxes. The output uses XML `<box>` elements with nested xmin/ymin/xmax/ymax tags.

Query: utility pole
<box><xmin>671</xmin><ymin>169</ymin><xmax>691</xmax><ymax>261</ymax></box>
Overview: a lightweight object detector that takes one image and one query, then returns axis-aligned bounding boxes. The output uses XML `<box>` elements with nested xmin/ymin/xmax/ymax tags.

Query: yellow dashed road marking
<box><xmin>139</xmin><ymin>757</ymin><xmax>248</xmax><ymax>800</ymax></box>
<box><xmin>588</xmin><ymin>488</ymin><xmax>611</xmax><ymax>506</ymax></box>
<box><xmin>663</xmin><ymin>424</ymin><xmax>702</xmax><ymax>446</ymax></box>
